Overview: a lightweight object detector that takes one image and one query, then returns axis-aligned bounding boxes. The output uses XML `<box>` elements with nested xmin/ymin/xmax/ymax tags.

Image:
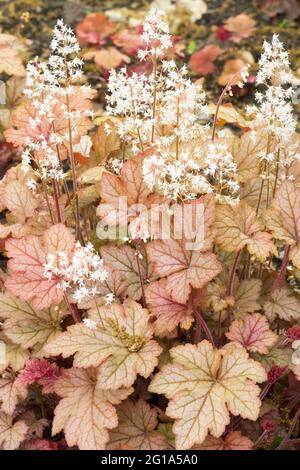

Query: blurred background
<box><xmin>0</xmin><ymin>0</ymin><xmax>299</xmax><ymax>175</ymax></box>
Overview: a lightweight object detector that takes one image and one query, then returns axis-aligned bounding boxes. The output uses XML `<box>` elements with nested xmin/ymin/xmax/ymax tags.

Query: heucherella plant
<box><xmin>0</xmin><ymin>9</ymin><xmax>300</xmax><ymax>451</ymax></box>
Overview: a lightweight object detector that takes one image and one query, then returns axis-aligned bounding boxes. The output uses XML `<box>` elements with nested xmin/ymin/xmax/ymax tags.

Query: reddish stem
<box><xmin>194</xmin><ymin>310</ymin><xmax>215</xmax><ymax>347</ymax></box>
<box><xmin>226</xmin><ymin>250</ymin><xmax>241</xmax><ymax>327</ymax></box>
<box><xmin>52</xmin><ymin>178</ymin><xmax>61</xmax><ymax>224</ymax></box>
<box><xmin>271</xmin><ymin>245</ymin><xmax>290</xmax><ymax>293</ymax></box>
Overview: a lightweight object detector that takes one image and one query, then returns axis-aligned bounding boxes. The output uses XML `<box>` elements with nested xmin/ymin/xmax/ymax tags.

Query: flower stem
<box><xmin>226</xmin><ymin>250</ymin><xmax>241</xmax><ymax>326</ymax></box>
<box><xmin>271</xmin><ymin>245</ymin><xmax>290</xmax><ymax>293</ymax></box>
<box><xmin>194</xmin><ymin>310</ymin><xmax>215</xmax><ymax>347</ymax></box>
<box><xmin>52</xmin><ymin>178</ymin><xmax>61</xmax><ymax>223</ymax></box>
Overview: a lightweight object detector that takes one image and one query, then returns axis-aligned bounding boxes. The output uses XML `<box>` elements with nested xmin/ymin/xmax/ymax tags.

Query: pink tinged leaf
<box><xmin>147</xmin><ymin>239</ymin><xmax>222</xmax><ymax>304</ymax></box>
<box><xmin>145</xmin><ymin>279</ymin><xmax>202</xmax><ymax>335</ymax></box>
<box><xmin>226</xmin><ymin>313</ymin><xmax>277</xmax><ymax>354</ymax></box>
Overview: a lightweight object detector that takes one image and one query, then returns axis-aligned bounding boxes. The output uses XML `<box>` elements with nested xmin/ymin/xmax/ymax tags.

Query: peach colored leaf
<box><xmin>52</xmin><ymin>367</ymin><xmax>132</xmax><ymax>450</ymax></box>
<box><xmin>101</xmin><ymin>245</ymin><xmax>153</xmax><ymax>301</ymax></box>
<box><xmin>0</xmin><ymin>333</ymin><xmax>29</xmax><ymax>374</ymax></box>
<box><xmin>108</xmin><ymin>399</ymin><xmax>170</xmax><ymax>450</ymax></box>
<box><xmin>0</xmin><ymin>34</ymin><xmax>25</xmax><ymax>76</ymax></box>
<box><xmin>112</xmin><ymin>28</ymin><xmax>145</xmax><ymax>55</ymax></box>
<box><xmin>149</xmin><ymin>340</ymin><xmax>267</xmax><ymax>449</ymax></box>
<box><xmin>234</xmin><ymin>130</ymin><xmax>270</xmax><ymax>183</ymax></box>
<box><xmin>224</xmin><ymin>14</ymin><xmax>256</xmax><ymax>42</ymax></box>
<box><xmin>45</xmin><ymin>300</ymin><xmax>162</xmax><ymax>390</ymax></box>
<box><xmin>147</xmin><ymin>240</ymin><xmax>222</xmax><ymax>304</ymax></box>
<box><xmin>264</xmin><ymin>286</ymin><xmax>300</xmax><ymax>321</ymax></box>
<box><xmin>76</xmin><ymin>13</ymin><xmax>115</xmax><ymax>47</ymax></box>
<box><xmin>4</xmin><ymin>224</ymin><xmax>74</xmax><ymax>309</ymax></box>
<box><xmin>145</xmin><ymin>279</ymin><xmax>202</xmax><ymax>335</ymax></box>
<box><xmin>217</xmin><ymin>59</ymin><xmax>246</xmax><ymax>86</ymax></box>
<box><xmin>0</xmin><ymin>292</ymin><xmax>66</xmax><ymax>350</ymax></box>
<box><xmin>189</xmin><ymin>45</ymin><xmax>221</xmax><ymax>75</ymax></box>
<box><xmin>91</xmin><ymin>47</ymin><xmax>130</xmax><ymax>70</ymax></box>
<box><xmin>5</xmin><ymin>180</ymin><xmax>38</xmax><ymax>221</ymax></box>
<box><xmin>99</xmin><ymin>155</ymin><xmax>151</xmax><ymax>207</ymax></box>
<box><xmin>215</xmin><ymin>201</ymin><xmax>277</xmax><ymax>261</ymax></box>
<box><xmin>44</xmin><ymin>223</ymin><xmax>75</xmax><ymax>256</ymax></box>
<box><xmin>226</xmin><ymin>313</ymin><xmax>277</xmax><ymax>354</ymax></box>
<box><xmin>197</xmin><ymin>431</ymin><xmax>253</xmax><ymax>450</ymax></box>
<box><xmin>0</xmin><ymin>372</ymin><xmax>27</xmax><ymax>415</ymax></box>
<box><xmin>92</xmin><ymin>119</ymin><xmax>121</xmax><ymax>164</ymax></box>
<box><xmin>233</xmin><ymin>279</ymin><xmax>262</xmax><ymax>316</ymax></box>
<box><xmin>0</xmin><ymin>412</ymin><xmax>28</xmax><ymax>450</ymax></box>
<box><xmin>266</xmin><ymin>182</ymin><xmax>300</xmax><ymax>269</ymax></box>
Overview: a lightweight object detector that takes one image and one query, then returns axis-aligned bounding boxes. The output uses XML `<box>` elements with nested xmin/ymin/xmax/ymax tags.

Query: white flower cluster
<box><xmin>137</xmin><ymin>8</ymin><xmax>172</xmax><ymax>61</ymax></box>
<box><xmin>22</xmin><ymin>19</ymin><xmax>93</xmax><ymax>180</ymax></box>
<box><xmin>44</xmin><ymin>242</ymin><xmax>108</xmax><ymax>303</ymax></box>
<box><xmin>248</xmin><ymin>34</ymin><xmax>296</xmax><ymax>145</ymax></box>
<box><xmin>204</xmin><ymin>142</ymin><xmax>240</xmax><ymax>204</ymax></box>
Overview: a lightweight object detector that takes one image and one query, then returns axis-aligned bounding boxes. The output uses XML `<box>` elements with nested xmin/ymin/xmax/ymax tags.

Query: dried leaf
<box><xmin>149</xmin><ymin>340</ymin><xmax>266</xmax><ymax>449</ymax></box>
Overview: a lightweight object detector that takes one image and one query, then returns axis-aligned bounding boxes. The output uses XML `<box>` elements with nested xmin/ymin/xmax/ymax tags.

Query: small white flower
<box><xmin>83</xmin><ymin>318</ymin><xmax>98</xmax><ymax>330</ymax></box>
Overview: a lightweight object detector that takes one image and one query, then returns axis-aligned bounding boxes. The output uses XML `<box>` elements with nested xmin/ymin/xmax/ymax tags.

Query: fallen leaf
<box><xmin>224</xmin><ymin>14</ymin><xmax>256</xmax><ymax>42</ymax></box>
<box><xmin>189</xmin><ymin>45</ymin><xmax>221</xmax><ymax>76</ymax></box>
<box><xmin>76</xmin><ymin>13</ymin><xmax>115</xmax><ymax>47</ymax></box>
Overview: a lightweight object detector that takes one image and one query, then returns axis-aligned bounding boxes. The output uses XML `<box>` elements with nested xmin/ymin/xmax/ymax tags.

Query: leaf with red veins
<box><xmin>0</xmin><ymin>412</ymin><xmax>28</xmax><ymax>450</ymax></box>
<box><xmin>4</xmin><ymin>224</ymin><xmax>75</xmax><ymax>309</ymax></box>
<box><xmin>215</xmin><ymin>201</ymin><xmax>277</xmax><ymax>262</ymax></box>
<box><xmin>52</xmin><ymin>367</ymin><xmax>132</xmax><ymax>450</ymax></box>
<box><xmin>147</xmin><ymin>239</ymin><xmax>221</xmax><ymax>304</ymax></box>
<box><xmin>0</xmin><ymin>372</ymin><xmax>27</xmax><ymax>415</ymax></box>
<box><xmin>146</xmin><ymin>279</ymin><xmax>203</xmax><ymax>336</ymax></box>
<box><xmin>101</xmin><ymin>245</ymin><xmax>154</xmax><ymax>301</ymax></box>
<box><xmin>45</xmin><ymin>300</ymin><xmax>162</xmax><ymax>390</ymax></box>
<box><xmin>226</xmin><ymin>313</ymin><xmax>277</xmax><ymax>354</ymax></box>
<box><xmin>266</xmin><ymin>181</ymin><xmax>300</xmax><ymax>269</ymax></box>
